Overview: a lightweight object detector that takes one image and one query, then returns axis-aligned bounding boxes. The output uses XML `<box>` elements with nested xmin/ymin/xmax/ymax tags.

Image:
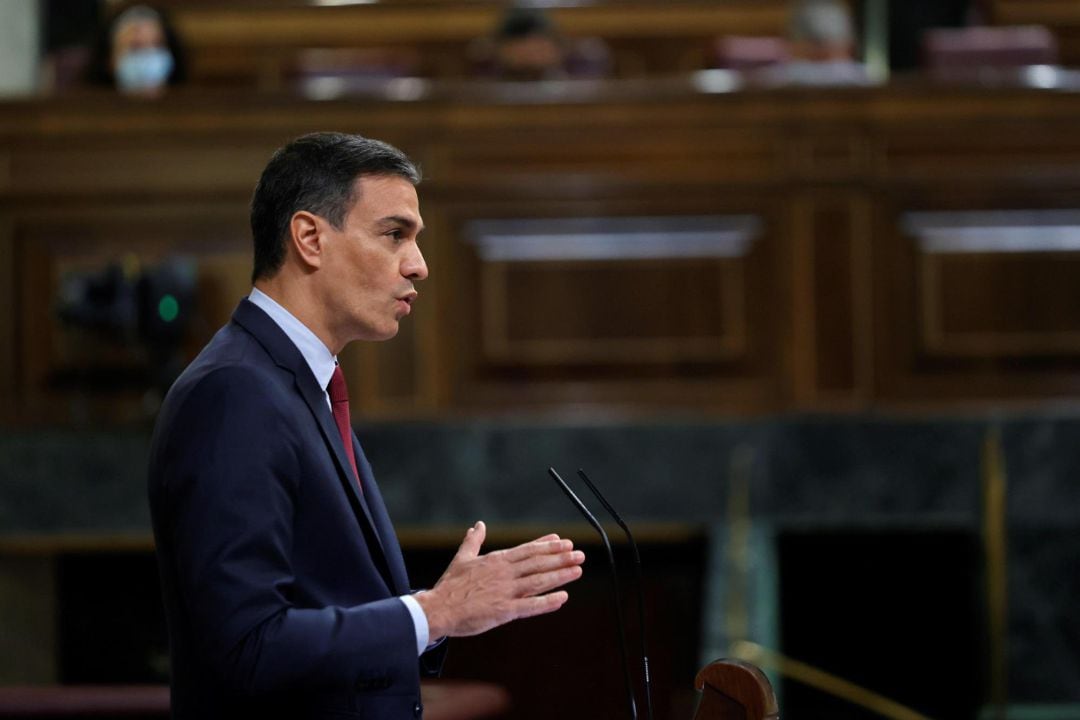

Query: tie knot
<box><xmin>328</xmin><ymin>364</ymin><xmax>349</xmax><ymax>404</ymax></box>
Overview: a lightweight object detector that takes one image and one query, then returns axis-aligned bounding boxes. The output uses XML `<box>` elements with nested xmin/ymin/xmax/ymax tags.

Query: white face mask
<box><xmin>115</xmin><ymin>47</ymin><xmax>174</xmax><ymax>92</ymax></box>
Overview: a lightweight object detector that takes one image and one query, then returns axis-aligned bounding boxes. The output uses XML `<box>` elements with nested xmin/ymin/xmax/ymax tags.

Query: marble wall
<box><xmin>1</xmin><ymin>413</ymin><xmax>1078</xmax><ymax>705</ymax></box>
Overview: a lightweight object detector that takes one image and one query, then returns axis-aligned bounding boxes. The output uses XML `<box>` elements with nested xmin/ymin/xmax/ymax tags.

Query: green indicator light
<box><xmin>158</xmin><ymin>294</ymin><xmax>179</xmax><ymax>323</ymax></box>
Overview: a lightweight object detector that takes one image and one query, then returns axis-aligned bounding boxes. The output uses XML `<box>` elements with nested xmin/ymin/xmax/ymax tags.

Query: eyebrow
<box><xmin>377</xmin><ymin>215</ymin><xmax>425</xmax><ymax>233</ymax></box>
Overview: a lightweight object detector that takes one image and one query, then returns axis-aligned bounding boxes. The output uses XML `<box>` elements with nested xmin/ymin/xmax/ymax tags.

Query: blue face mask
<box><xmin>115</xmin><ymin>47</ymin><xmax>174</xmax><ymax>92</ymax></box>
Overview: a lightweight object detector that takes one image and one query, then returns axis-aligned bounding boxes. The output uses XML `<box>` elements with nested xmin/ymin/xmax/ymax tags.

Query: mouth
<box><xmin>395</xmin><ymin>291</ymin><xmax>418</xmax><ymax>314</ymax></box>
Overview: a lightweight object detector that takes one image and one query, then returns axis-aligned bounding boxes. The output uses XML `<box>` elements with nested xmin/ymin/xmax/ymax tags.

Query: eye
<box><xmin>386</xmin><ymin>229</ymin><xmax>404</xmax><ymax>242</ymax></box>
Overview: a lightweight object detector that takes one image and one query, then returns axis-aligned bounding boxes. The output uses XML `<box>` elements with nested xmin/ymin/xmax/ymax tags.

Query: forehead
<box><xmin>346</xmin><ymin>174</ymin><xmax>421</xmax><ymax>224</ymax></box>
<box><xmin>114</xmin><ymin>18</ymin><xmax>165</xmax><ymax>47</ymax></box>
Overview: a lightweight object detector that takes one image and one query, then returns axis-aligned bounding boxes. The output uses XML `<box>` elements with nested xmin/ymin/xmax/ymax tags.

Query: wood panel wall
<box><xmin>165</xmin><ymin>1</ymin><xmax>789</xmax><ymax>86</ymax></box>
<box><xmin>3</xmin><ymin>81</ymin><xmax>1080</xmax><ymax>425</ymax></box>
<box><xmin>150</xmin><ymin>0</ymin><xmax>1080</xmax><ymax>87</ymax></box>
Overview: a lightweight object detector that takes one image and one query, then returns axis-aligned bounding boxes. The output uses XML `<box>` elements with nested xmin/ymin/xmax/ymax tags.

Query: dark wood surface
<box><xmin>693</xmin><ymin>660</ymin><xmax>779</xmax><ymax>720</ymax></box>
<box><xmin>4</xmin><ymin>80</ymin><xmax>1080</xmax><ymax>425</ymax></box>
<box><xmin>0</xmin><ymin>681</ymin><xmax>509</xmax><ymax>719</ymax></box>
<box><xmin>164</xmin><ymin>1</ymin><xmax>787</xmax><ymax>86</ymax></box>
<box><xmin>149</xmin><ymin>1</ymin><xmax>1080</xmax><ymax>84</ymax></box>
<box><xmin>0</xmin><ymin>685</ymin><xmax>168</xmax><ymax>718</ymax></box>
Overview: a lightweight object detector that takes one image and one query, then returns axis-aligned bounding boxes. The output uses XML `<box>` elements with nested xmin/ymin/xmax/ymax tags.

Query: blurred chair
<box><xmin>709</xmin><ymin>36</ymin><xmax>790</xmax><ymax>71</ymax></box>
<box><xmin>923</xmin><ymin>25</ymin><xmax>1059</xmax><ymax>71</ymax></box>
<box><xmin>693</xmin><ymin>659</ymin><xmax>779</xmax><ymax>720</ymax></box>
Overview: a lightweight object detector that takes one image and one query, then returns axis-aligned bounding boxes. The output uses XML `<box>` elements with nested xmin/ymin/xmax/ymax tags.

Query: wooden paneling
<box><xmin>6</xmin><ymin>82</ymin><xmax>1080</xmax><ymax>420</ymax></box>
<box><xmin>465</xmin><ymin>216</ymin><xmax>758</xmax><ymax>370</ymax></box>
<box><xmin>438</xmin><ymin>195</ymin><xmax>786</xmax><ymax>413</ymax></box>
<box><xmin>911</xmin><ymin>211</ymin><xmax>1080</xmax><ymax>358</ymax></box>
<box><xmin>438</xmin><ymin>127</ymin><xmax>779</xmax><ymax>187</ymax></box>
<box><xmin>923</xmin><ymin>253</ymin><xmax>1080</xmax><ymax>356</ymax></box>
<box><xmin>875</xmin><ymin>201</ymin><xmax>1080</xmax><ymax>402</ymax></box>
<box><xmin>85</xmin><ymin>1</ymin><xmax>1080</xmax><ymax>86</ymax></box>
<box><xmin>166</xmin><ymin>1</ymin><xmax>790</xmax><ymax>85</ymax></box>
<box><xmin>790</xmin><ymin>194</ymin><xmax>872</xmax><ymax>409</ymax></box>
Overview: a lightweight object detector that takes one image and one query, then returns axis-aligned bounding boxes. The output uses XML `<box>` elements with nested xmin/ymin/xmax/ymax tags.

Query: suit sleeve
<box><xmin>154</xmin><ymin>366</ymin><xmax>417</xmax><ymax>696</ymax></box>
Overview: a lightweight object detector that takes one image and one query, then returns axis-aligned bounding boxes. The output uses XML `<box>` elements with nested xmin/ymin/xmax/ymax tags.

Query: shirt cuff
<box><xmin>399</xmin><ymin>593</ymin><xmax>430</xmax><ymax>656</ymax></box>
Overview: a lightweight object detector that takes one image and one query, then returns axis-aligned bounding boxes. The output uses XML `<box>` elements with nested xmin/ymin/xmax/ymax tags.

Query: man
<box><xmin>148</xmin><ymin>132</ymin><xmax>585</xmax><ymax>719</ymax></box>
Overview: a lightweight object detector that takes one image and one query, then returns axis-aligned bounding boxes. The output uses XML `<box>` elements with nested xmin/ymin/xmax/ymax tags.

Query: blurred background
<box><xmin>1</xmin><ymin>0</ymin><xmax>1079</xmax><ymax>718</ymax></box>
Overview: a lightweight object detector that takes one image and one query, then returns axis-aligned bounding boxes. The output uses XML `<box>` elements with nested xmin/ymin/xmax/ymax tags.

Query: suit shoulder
<box><xmin>168</xmin><ymin>324</ymin><xmax>284</xmax><ymax>400</ymax></box>
<box><xmin>149</xmin><ymin>338</ymin><xmax>306</xmax><ymax>492</ymax></box>
<box><xmin>155</xmin><ymin>324</ymin><xmax>304</xmax><ymax>445</ymax></box>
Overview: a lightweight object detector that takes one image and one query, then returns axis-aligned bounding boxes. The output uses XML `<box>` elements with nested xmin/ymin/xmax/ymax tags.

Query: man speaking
<box><xmin>148</xmin><ymin>132</ymin><xmax>585</xmax><ymax>719</ymax></box>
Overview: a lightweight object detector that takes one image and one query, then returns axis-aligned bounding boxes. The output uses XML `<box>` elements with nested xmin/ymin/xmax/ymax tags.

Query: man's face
<box><xmin>320</xmin><ymin>174</ymin><xmax>427</xmax><ymax>344</ymax></box>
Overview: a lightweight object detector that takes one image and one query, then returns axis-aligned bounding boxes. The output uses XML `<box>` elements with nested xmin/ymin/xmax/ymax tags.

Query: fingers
<box><xmin>512</xmin><ymin>591</ymin><xmax>570</xmax><ymax>620</ymax></box>
<box><xmin>422</xmin><ymin>525</ymin><xmax>584</xmax><ymax>639</ymax></box>
<box><xmin>454</xmin><ymin>520</ymin><xmax>486</xmax><ymax>561</ymax></box>
<box><xmin>502</xmin><ymin>536</ymin><xmax>574</xmax><ymax>563</ymax></box>
<box><xmin>517</xmin><ymin>563</ymin><xmax>583</xmax><ymax>598</ymax></box>
<box><xmin>514</xmin><ymin>549</ymin><xmax>585</xmax><ymax>579</ymax></box>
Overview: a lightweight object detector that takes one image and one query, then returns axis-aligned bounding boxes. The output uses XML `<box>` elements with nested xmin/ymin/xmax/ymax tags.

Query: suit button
<box><xmin>413</xmin><ymin>700</ymin><xmax>423</xmax><ymax>717</ymax></box>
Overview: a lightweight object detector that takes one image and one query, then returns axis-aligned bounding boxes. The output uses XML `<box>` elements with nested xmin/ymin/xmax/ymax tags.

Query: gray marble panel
<box><xmin>0</xmin><ymin>431</ymin><xmax>151</xmax><ymax>533</ymax></box>
<box><xmin>1</xmin><ymin>414</ymin><xmax>1079</xmax><ymax>703</ymax></box>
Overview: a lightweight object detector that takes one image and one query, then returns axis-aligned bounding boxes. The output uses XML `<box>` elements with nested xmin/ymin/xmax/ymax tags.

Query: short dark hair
<box><xmin>250</xmin><ymin>132</ymin><xmax>421</xmax><ymax>282</ymax></box>
<box><xmin>495</xmin><ymin>7</ymin><xmax>558</xmax><ymax>40</ymax></box>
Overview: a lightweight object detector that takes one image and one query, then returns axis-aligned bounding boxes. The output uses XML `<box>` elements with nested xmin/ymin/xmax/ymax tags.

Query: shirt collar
<box><xmin>248</xmin><ymin>287</ymin><xmax>337</xmax><ymax>392</ymax></box>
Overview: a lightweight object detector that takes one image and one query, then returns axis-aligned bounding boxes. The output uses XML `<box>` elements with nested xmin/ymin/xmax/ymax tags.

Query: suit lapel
<box><xmin>232</xmin><ymin>299</ymin><xmax>396</xmax><ymax>589</ymax></box>
<box><xmin>353</xmin><ymin>440</ymin><xmax>410</xmax><ymax>595</ymax></box>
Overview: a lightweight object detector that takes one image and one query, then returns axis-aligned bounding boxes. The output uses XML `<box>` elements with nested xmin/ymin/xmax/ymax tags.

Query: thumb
<box><xmin>455</xmin><ymin>520</ymin><xmax>486</xmax><ymax>560</ymax></box>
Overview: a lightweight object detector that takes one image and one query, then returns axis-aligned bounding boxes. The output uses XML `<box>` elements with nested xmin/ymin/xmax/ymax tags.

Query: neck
<box><xmin>254</xmin><ymin>275</ymin><xmax>345</xmax><ymax>355</ymax></box>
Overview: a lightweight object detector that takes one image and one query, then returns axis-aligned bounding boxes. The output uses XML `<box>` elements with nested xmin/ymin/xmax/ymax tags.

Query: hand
<box><xmin>415</xmin><ymin>521</ymin><xmax>585</xmax><ymax>641</ymax></box>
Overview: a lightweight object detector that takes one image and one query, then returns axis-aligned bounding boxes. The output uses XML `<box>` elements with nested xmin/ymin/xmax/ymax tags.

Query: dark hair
<box><xmin>85</xmin><ymin>3</ymin><xmax>188</xmax><ymax>87</ymax></box>
<box><xmin>250</xmin><ymin>132</ymin><xmax>421</xmax><ymax>282</ymax></box>
<box><xmin>495</xmin><ymin>7</ymin><xmax>558</xmax><ymax>40</ymax></box>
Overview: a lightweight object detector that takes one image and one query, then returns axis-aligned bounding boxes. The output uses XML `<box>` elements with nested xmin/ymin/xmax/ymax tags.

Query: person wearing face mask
<box><xmin>85</xmin><ymin>4</ymin><xmax>187</xmax><ymax>96</ymax></box>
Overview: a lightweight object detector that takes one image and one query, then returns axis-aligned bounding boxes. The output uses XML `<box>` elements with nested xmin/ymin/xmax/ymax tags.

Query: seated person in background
<box><xmin>86</xmin><ymin>4</ymin><xmax>187</xmax><ymax>96</ymax></box>
<box><xmin>471</xmin><ymin>6</ymin><xmax>611</xmax><ymax>80</ymax></box>
<box><xmin>756</xmin><ymin>0</ymin><xmax>872</xmax><ymax>86</ymax></box>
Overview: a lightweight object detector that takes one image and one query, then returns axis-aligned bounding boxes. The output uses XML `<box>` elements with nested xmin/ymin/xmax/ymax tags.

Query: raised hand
<box><xmin>415</xmin><ymin>521</ymin><xmax>585</xmax><ymax>640</ymax></box>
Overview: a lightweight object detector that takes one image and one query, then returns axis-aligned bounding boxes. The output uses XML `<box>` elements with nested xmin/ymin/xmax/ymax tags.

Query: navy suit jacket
<box><xmin>148</xmin><ymin>299</ymin><xmax>443</xmax><ymax>720</ymax></box>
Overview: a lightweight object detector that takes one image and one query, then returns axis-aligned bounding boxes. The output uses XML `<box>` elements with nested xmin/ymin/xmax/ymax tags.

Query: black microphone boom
<box><xmin>576</xmin><ymin>469</ymin><xmax>654</xmax><ymax>720</ymax></box>
<box><xmin>548</xmin><ymin>467</ymin><xmax>638</xmax><ymax>720</ymax></box>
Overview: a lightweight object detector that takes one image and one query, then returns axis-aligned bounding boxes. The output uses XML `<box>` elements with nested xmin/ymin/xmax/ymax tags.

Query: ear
<box><xmin>289</xmin><ymin>211</ymin><xmax>324</xmax><ymax>270</ymax></box>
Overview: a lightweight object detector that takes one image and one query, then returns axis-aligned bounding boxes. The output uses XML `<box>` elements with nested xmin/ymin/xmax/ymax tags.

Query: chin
<box><xmin>364</xmin><ymin>324</ymin><xmax>400</xmax><ymax>342</ymax></box>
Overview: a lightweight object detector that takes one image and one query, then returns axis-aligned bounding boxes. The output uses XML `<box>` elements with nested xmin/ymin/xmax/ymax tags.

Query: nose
<box><xmin>402</xmin><ymin>243</ymin><xmax>428</xmax><ymax>281</ymax></box>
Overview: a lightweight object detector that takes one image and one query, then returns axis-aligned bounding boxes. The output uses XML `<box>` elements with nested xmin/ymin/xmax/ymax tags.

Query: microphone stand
<box><xmin>548</xmin><ymin>467</ymin><xmax>638</xmax><ymax>720</ymax></box>
<box><xmin>576</xmin><ymin>469</ymin><xmax>654</xmax><ymax>720</ymax></box>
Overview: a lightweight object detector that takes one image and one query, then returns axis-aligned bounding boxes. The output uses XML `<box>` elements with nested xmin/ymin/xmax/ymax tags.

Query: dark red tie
<box><xmin>328</xmin><ymin>365</ymin><xmax>361</xmax><ymax>489</ymax></box>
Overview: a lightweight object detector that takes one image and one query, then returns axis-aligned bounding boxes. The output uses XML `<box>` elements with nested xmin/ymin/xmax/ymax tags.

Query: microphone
<box><xmin>576</xmin><ymin>469</ymin><xmax>654</xmax><ymax>720</ymax></box>
<box><xmin>548</xmin><ymin>467</ymin><xmax>638</xmax><ymax>720</ymax></box>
